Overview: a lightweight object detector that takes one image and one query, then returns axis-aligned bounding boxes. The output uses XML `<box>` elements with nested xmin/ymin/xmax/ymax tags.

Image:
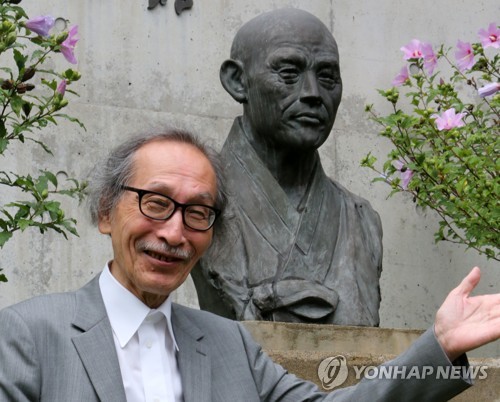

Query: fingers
<box><xmin>456</xmin><ymin>266</ymin><xmax>481</xmax><ymax>297</ymax></box>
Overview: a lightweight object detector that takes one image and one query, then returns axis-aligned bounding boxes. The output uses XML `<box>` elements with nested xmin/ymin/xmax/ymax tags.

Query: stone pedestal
<box><xmin>243</xmin><ymin>321</ymin><xmax>500</xmax><ymax>401</ymax></box>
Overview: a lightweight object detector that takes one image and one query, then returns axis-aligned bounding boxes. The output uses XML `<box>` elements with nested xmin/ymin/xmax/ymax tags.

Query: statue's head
<box><xmin>220</xmin><ymin>8</ymin><xmax>343</xmax><ymax>152</ymax></box>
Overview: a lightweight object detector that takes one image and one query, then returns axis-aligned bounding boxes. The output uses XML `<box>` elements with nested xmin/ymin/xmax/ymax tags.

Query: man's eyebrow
<box><xmin>147</xmin><ymin>183</ymin><xmax>215</xmax><ymax>204</ymax></box>
<box><xmin>312</xmin><ymin>57</ymin><xmax>339</xmax><ymax>74</ymax></box>
<box><xmin>315</xmin><ymin>54</ymin><xmax>339</xmax><ymax>65</ymax></box>
<box><xmin>193</xmin><ymin>192</ymin><xmax>216</xmax><ymax>204</ymax></box>
<box><xmin>267</xmin><ymin>48</ymin><xmax>307</xmax><ymax>64</ymax></box>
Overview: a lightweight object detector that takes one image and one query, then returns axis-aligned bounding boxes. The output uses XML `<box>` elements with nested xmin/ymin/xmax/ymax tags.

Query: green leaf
<box><xmin>17</xmin><ymin>219</ymin><xmax>31</xmax><ymax>231</ymax></box>
<box><xmin>30</xmin><ymin>49</ymin><xmax>46</xmax><ymax>62</ymax></box>
<box><xmin>0</xmin><ymin>119</ymin><xmax>6</xmax><ymax>138</ymax></box>
<box><xmin>13</xmin><ymin>49</ymin><xmax>27</xmax><ymax>72</ymax></box>
<box><xmin>34</xmin><ymin>175</ymin><xmax>49</xmax><ymax>194</ymax></box>
<box><xmin>41</xmin><ymin>78</ymin><xmax>57</xmax><ymax>91</ymax></box>
<box><xmin>0</xmin><ymin>138</ymin><xmax>8</xmax><ymax>154</ymax></box>
<box><xmin>44</xmin><ymin>201</ymin><xmax>61</xmax><ymax>214</ymax></box>
<box><xmin>44</xmin><ymin>171</ymin><xmax>58</xmax><ymax>187</ymax></box>
<box><xmin>61</xmin><ymin>219</ymin><xmax>79</xmax><ymax>237</ymax></box>
<box><xmin>1</xmin><ymin>209</ymin><xmax>14</xmax><ymax>221</ymax></box>
<box><xmin>54</xmin><ymin>114</ymin><xmax>86</xmax><ymax>130</ymax></box>
<box><xmin>13</xmin><ymin>204</ymin><xmax>30</xmax><ymax>220</ymax></box>
<box><xmin>25</xmin><ymin>138</ymin><xmax>53</xmax><ymax>155</ymax></box>
<box><xmin>11</xmin><ymin>5</ymin><xmax>28</xmax><ymax>19</ymax></box>
<box><xmin>37</xmin><ymin>118</ymin><xmax>48</xmax><ymax>128</ymax></box>
<box><xmin>360</xmin><ymin>153</ymin><xmax>377</xmax><ymax>168</ymax></box>
<box><xmin>0</xmin><ymin>268</ymin><xmax>7</xmax><ymax>283</ymax></box>
<box><xmin>0</xmin><ymin>67</ymin><xmax>13</xmax><ymax>74</ymax></box>
<box><xmin>0</xmin><ymin>231</ymin><xmax>13</xmax><ymax>248</ymax></box>
<box><xmin>10</xmin><ymin>94</ymin><xmax>23</xmax><ymax>116</ymax></box>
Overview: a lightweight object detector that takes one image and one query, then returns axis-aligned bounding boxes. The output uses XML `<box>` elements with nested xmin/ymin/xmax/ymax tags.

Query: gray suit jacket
<box><xmin>0</xmin><ymin>275</ymin><xmax>470</xmax><ymax>401</ymax></box>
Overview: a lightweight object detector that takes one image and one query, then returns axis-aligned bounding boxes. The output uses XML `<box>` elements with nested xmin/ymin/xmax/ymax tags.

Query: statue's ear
<box><xmin>220</xmin><ymin>59</ymin><xmax>247</xmax><ymax>104</ymax></box>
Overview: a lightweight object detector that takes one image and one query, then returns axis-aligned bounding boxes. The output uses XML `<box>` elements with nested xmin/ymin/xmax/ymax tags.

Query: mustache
<box><xmin>136</xmin><ymin>240</ymin><xmax>194</xmax><ymax>260</ymax></box>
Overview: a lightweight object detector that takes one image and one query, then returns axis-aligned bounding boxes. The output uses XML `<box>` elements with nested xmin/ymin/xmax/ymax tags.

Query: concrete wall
<box><xmin>243</xmin><ymin>321</ymin><xmax>500</xmax><ymax>401</ymax></box>
<box><xmin>1</xmin><ymin>0</ymin><xmax>498</xmax><ymax>358</ymax></box>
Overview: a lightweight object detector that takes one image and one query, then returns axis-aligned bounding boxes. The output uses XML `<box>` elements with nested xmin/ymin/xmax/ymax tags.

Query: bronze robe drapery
<box><xmin>193</xmin><ymin>118</ymin><xmax>383</xmax><ymax>325</ymax></box>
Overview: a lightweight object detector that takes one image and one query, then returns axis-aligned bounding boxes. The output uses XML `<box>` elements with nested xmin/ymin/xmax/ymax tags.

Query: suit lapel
<box><xmin>71</xmin><ymin>276</ymin><xmax>127</xmax><ymax>402</ymax></box>
<box><xmin>172</xmin><ymin>305</ymin><xmax>211</xmax><ymax>402</ymax></box>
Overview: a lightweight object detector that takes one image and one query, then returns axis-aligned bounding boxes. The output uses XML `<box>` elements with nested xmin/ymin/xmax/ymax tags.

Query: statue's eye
<box><xmin>278</xmin><ymin>67</ymin><xmax>300</xmax><ymax>82</ymax></box>
<box><xmin>318</xmin><ymin>68</ymin><xmax>339</xmax><ymax>87</ymax></box>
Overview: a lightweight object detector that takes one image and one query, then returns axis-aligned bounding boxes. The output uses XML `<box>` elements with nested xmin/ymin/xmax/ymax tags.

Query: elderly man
<box><xmin>0</xmin><ymin>128</ymin><xmax>499</xmax><ymax>401</ymax></box>
<box><xmin>193</xmin><ymin>8</ymin><xmax>382</xmax><ymax>325</ymax></box>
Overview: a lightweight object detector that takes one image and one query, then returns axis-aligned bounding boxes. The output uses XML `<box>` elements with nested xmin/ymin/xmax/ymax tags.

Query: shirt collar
<box><xmin>99</xmin><ymin>263</ymin><xmax>179</xmax><ymax>351</ymax></box>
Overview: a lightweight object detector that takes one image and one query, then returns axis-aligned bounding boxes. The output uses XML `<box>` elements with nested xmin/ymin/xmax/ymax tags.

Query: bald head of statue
<box><xmin>220</xmin><ymin>8</ymin><xmax>343</xmax><ymax>152</ymax></box>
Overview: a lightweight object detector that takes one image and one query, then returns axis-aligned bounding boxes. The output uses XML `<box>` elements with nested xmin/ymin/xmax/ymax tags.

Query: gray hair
<box><xmin>88</xmin><ymin>129</ymin><xmax>227</xmax><ymax>227</ymax></box>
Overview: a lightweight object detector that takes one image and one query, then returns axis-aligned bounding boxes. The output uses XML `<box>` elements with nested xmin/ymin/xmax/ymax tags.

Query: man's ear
<box><xmin>220</xmin><ymin>59</ymin><xmax>247</xmax><ymax>104</ymax></box>
<box><xmin>98</xmin><ymin>212</ymin><xmax>112</xmax><ymax>235</ymax></box>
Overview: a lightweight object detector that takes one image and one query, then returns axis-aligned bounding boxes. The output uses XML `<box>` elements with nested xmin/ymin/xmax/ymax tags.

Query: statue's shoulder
<box><xmin>329</xmin><ymin>178</ymin><xmax>377</xmax><ymax>210</ymax></box>
<box><xmin>328</xmin><ymin>178</ymin><xmax>383</xmax><ymax>232</ymax></box>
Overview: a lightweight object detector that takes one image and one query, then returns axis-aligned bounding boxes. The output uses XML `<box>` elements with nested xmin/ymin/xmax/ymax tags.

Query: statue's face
<box><xmin>243</xmin><ymin>21</ymin><xmax>342</xmax><ymax>151</ymax></box>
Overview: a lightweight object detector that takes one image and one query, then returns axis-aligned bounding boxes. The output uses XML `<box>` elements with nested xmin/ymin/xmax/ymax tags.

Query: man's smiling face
<box><xmin>98</xmin><ymin>140</ymin><xmax>217</xmax><ymax>307</ymax></box>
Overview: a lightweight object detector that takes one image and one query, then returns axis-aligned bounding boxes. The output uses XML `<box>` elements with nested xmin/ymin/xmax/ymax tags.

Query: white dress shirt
<box><xmin>99</xmin><ymin>264</ymin><xmax>183</xmax><ymax>402</ymax></box>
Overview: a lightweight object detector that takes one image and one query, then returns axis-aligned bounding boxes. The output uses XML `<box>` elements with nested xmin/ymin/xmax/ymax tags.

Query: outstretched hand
<box><xmin>434</xmin><ymin>267</ymin><xmax>500</xmax><ymax>361</ymax></box>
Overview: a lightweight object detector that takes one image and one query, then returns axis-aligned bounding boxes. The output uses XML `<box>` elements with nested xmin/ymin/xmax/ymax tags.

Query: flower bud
<box><xmin>382</xmin><ymin>127</ymin><xmax>392</xmax><ymax>137</ymax></box>
<box><xmin>56</xmin><ymin>80</ymin><xmax>66</xmax><ymax>96</ymax></box>
<box><xmin>387</xmin><ymin>92</ymin><xmax>399</xmax><ymax>104</ymax></box>
<box><xmin>422</xmin><ymin>109</ymin><xmax>433</xmax><ymax>118</ymax></box>
<box><xmin>57</xmin><ymin>99</ymin><xmax>69</xmax><ymax>109</ymax></box>
<box><xmin>21</xmin><ymin>67</ymin><xmax>36</xmax><ymax>82</ymax></box>
<box><xmin>55</xmin><ymin>31</ymin><xmax>69</xmax><ymax>44</ymax></box>
<box><xmin>2</xmin><ymin>21</ymin><xmax>13</xmax><ymax>32</ymax></box>
<box><xmin>5</xmin><ymin>32</ymin><xmax>17</xmax><ymax>46</ymax></box>
<box><xmin>63</xmin><ymin>68</ymin><xmax>82</xmax><ymax>81</ymax></box>
<box><xmin>1</xmin><ymin>79</ymin><xmax>14</xmax><ymax>90</ymax></box>
<box><xmin>16</xmin><ymin>83</ymin><xmax>35</xmax><ymax>94</ymax></box>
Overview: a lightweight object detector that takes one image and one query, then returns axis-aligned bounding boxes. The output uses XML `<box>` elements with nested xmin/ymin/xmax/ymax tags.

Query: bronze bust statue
<box><xmin>192</xmin><ymin>8</ymin><xmax>383</xmax><ymax>326</ymax></box>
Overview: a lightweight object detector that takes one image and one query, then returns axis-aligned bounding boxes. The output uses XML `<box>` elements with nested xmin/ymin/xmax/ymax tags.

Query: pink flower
<box><xmin>455</xmin><ymin>40</ymin><xmax>475</xmax><ymax>72</ymax></box>
<box><xmin>25</xmin><ymin>15</ymin><xmax>55</xmax><ymax>37</ymax></box>
<box><xmin>478</xmin><ymin>23</ymin><xmax>500</xmax><ymax>49</ymax></box>
<box><xmin>392</xmin><ymin>66</ymin><xmax>409</xmax><ymax>86</ymax></box>
<box><xmin>401</xmin><ymin>39</ymin><xmax>424</xmax><ymax>60</ymax></box>
<box><xmin>60</xmin><ymin>25</ymin><xmax>79</xmax><ymax>64</ymax></box>
<box><xmin>478</xmin><ymin>82</ymin><xmax>500</xmax><ymax>98</ymax></box>
<box><xmin>432</xmin><ymin>108</ymin><xmax>466</xmax><ymax>131</ymax></box>
<box><xmin>56</xmin><ymin>79</ymin><xmax>67</xmax><ymax>96</ymax></box>
<box><xmin>393</xmin><ymin>160</ymin><xmax>414</xmax><ymax>190</ymax></box>
<box><xmin>400</xmin><ymin>40</ymin><xmax>437</xmax><ymax>75</ymax></box>
<box><xmin>422</xmin><ymin>42</ymin><xmax>437</xmax><ymax>75</ymax></box>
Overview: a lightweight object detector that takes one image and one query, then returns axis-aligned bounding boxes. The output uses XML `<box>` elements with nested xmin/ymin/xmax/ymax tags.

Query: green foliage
<box><xmin>0</xmin><ymin>1</ymin><xmax>86</xmax><ymax>281</ymax></box>
<box><xmin>362</xmin><ymin>32</ymin><xmax>499</xmax><ymax>261</ymax></box>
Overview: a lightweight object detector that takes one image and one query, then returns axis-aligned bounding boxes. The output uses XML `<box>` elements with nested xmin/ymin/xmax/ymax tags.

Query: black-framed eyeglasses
<box><xmin>121</xmin><ymin>185</ymin><xmax>220</xmax><ymax>231</ymax></box>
